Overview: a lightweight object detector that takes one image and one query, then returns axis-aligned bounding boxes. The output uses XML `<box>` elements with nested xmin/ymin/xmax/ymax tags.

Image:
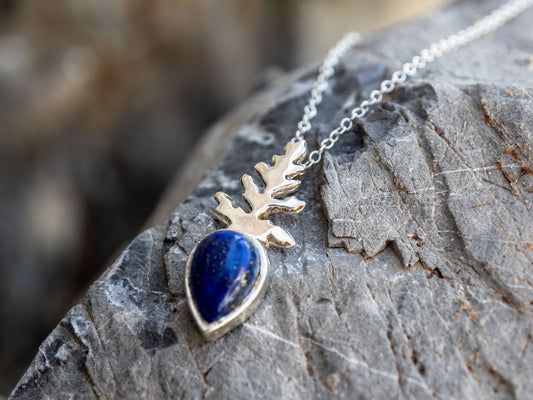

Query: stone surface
<box><xmin>8</xmin><ymin>0</ymin><xmax>533</xmax><ymax>398</ymax></box>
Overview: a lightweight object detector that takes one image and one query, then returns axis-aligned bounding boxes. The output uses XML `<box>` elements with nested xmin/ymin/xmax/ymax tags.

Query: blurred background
<box><xmin>0</xmin><ymin>0</ymin><xmax>448</xmax><ymax>393</ymax></box>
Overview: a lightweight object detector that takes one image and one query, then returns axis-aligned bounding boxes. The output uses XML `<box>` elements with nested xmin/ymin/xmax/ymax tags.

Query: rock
<box><xmin>9</xmin><ymin>0</ymin><xmax>533</xmax><ymax>398</ymax></box>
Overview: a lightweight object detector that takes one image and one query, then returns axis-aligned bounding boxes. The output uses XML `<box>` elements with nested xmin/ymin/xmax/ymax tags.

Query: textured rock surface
<box><xmin>9</xmin><ymin>0</ymin><xmax>533</xmax><ymax>398</ymax></box>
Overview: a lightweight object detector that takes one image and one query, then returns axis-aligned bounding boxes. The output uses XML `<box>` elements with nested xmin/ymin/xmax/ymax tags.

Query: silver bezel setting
<box><xmin>185</xmin><ymin>230</ymin><xmax>270</xmax><ymax>341</ymax></box>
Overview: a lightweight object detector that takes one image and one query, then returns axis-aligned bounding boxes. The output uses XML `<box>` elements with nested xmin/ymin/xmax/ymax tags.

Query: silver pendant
<box><xmin>185</xmin><ymin>140</ymin><xmax>307</xmax><ymax>341</ymax></box>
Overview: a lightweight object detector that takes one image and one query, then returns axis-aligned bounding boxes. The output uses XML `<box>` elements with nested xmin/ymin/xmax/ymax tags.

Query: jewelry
<box><xmin>185</xmin><ymin>0</ymin><xmax>533</xmax><ymax>341</ymax></box>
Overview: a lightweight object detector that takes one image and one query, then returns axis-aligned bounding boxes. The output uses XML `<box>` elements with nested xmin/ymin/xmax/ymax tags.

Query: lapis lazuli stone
<box><xmin>190</xmin><ymin>230</ymin><xmax>260</xmax><ymax>323</ymax></box>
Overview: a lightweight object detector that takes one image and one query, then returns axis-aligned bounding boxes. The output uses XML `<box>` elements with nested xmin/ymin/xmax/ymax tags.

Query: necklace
<box><xmin>184</xmin><ymin>0</ymin><xmax>533</xmax><ymax>341</ymax></box>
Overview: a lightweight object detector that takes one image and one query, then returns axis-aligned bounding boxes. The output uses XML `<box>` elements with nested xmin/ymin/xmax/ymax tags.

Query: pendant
<box><xmin>185</xmin><ymin>140</ymin><xmax>307</xmax><ymax>341</ymax></box>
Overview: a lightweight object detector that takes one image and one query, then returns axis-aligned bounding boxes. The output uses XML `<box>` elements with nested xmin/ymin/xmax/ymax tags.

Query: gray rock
<box><xmin>9</xmin><ymin>0</ymin><xmax>533</xmax><ymax>398</ymax></box>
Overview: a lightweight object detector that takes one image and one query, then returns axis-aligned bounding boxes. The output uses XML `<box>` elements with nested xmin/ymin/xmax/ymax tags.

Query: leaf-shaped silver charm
<box><xmin>186</xmin><ymin>141</ymin><xmax>307</xmax><ymax>340</ymax></box>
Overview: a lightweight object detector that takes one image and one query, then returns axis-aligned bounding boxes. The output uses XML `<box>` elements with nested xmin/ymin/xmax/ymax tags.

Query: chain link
<box><xmin>292</xmin><ymin>32</ymin><xmax>361</xmax><ymax>142</ymax></box>
<box><xmin>294</xmin><ymin>0</ymin><xmax>533</xmax><ymax>169</ymax></box>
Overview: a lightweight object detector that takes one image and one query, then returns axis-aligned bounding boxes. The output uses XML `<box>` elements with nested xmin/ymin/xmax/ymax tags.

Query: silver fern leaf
<box><xmin>214</xmin><ymin>140</ymin><xmax>307</xmax><ymax>248</ymax></box>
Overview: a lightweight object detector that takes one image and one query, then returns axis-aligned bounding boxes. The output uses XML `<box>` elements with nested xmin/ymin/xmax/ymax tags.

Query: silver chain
<box><xmin>293</xmin><ymin>0</ymin><xmax>533</xmax><ymax>169</ymax></box>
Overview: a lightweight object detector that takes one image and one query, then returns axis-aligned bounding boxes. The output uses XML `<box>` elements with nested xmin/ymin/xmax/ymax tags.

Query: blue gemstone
<box><xmin>190</xmin><ymin>230</ymin><xmax>260</xmax><ymax>323</ymax></box>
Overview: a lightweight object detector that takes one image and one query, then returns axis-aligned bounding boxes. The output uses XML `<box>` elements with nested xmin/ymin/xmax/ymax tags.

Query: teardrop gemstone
<box><xmin>189</xmin><ymin>230</ymin><xmax>260</xmax><ymax>323</ymax></box>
